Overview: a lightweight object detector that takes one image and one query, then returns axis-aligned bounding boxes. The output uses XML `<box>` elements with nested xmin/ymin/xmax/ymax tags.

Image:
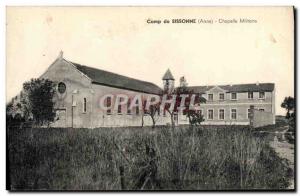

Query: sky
<box><xmin>6</xmin><ymin>7</ymin><xmax>294</xmax><ymax>115</ymax></box>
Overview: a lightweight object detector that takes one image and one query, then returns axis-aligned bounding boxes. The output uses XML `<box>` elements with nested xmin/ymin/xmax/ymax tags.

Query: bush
<box><xmin>7</xmin><ymin>126</ymin><xmax>291</xmax><ymax>190</ymax></box>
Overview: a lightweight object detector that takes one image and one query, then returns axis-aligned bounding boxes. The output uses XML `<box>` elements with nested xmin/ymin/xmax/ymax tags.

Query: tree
<box><xmin>143</xmin><ymin>100</ymin><xmax>161</xmax><ymax>128</ymax></box>
<box><xmin>281</xmin><ymin>96</ymin><xmax>294</xmax><ymax>119</ymax></box>
<box><xmin>176</xmin><ymin>87</ymin><xmax>206</xmax><ymax>126</ymax></box>
<box><xmin>281</xmin><ymin>96</ymin><xmax>295</xmax><ymax>138</ymax></box>
<box><xmin>164</xmin><ymin>86</ymin><xmax>206</xmax><ymax>127</ymax></box>
<box><xmin>22</xmin><ymin>78</ymin><xmax>56</xmax><ymax>126</ymax></box>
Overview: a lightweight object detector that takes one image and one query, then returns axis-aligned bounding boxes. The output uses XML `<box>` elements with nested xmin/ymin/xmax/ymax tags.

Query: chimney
<box><xmin>179</xmin><ymin>76</ymin><xmax>188</xmax><ymax>87</ymax></box>
<box><xmin>256</xmin><ymin>81</ymin><xmax>259</xmax><ymax>86</ymax></box>
<box><xmin>58</xmin><ymin>50</ymin><xmax>63</xmax><ymax>59</ymax></box>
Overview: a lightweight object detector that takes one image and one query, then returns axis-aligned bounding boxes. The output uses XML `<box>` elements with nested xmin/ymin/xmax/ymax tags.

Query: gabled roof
<box><xmin>162</xmin><ymin>69</ymin><xmax>175</xmax><ymax>80</ymax></box>
<box><xmin>70</xmin><ymin>61</ymin><xmax>162</xmax><ymax>94</ymax></box>
<box><xmin>187</xmin><ymin>83</ymin><xmax>275</xmax><ymax>93</ymax></box>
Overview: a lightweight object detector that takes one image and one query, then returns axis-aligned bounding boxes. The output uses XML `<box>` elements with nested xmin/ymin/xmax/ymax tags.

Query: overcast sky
<box><xmin>6</xmin><ymin>7</ymin><xmax>294</xmax><ymax>115</ymax></box>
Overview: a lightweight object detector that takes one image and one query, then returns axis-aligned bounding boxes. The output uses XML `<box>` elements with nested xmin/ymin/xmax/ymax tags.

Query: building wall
<box><xmin>41</xmin><ymin>58</ymin><xmax>172</xmax><ymax>128</ymax></box>
<box><xmin>198</xmin><ymin>86</ymin><xmax>275</xmax><ymax>125</ymax></box>
<box><xmin>252</xmin><ymin>109</ymin><xmax>274</xmax><ymax>128</ymax></box>
<box><xmin>41</xmin><ymin>58</ymin><xmax>94</xmax><ymax>128</ymax></box>
<box><xmin>87</xmin><ymin>83</ymin><xmax>172</xmax><ymax>128</ymax></box>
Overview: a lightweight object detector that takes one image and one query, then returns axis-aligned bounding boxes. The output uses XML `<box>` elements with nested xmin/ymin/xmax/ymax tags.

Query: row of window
<box><xmin>105</xmin><ymin>97</ymin><xmax>166</xmax><ymax>115</ymax></box>
<box><xmin>80</xmin><ymin>97</ymin><xmax>167</xmax><ymax>115</ymax></box>
<box><xmin>202</xmin><ymin>108</ymin><xmax>265</xmax><ymax>120</ymax></box>
<box><xmin>207</xmin><ymin>92</ymin><xmax>265</xmax><ymax>101</ymax></box>
<box><xmin>81</xmin><ymin>97</ymin><xmax>265</xmax><ymax>119</ymax></box>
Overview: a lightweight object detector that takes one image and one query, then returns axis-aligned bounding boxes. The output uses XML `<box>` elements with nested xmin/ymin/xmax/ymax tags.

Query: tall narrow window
<box><xmin>127</xmin><ymin>98</ymin><xmax>131</xmax><ymax>114</ymax></box>
<box><xmin>143</xmin><ymin>100</ymin><xmax>147</xmax><ymax>114</ymax></box>
<box><xmin>208</xmin><ymin>94</ymin><xmax>213</xmax><ymax>101</ymax></box>
<box><xmin>231</xmin><ymin>109</ymin><xmax>237</xmax><ymax>120</ymax></box>
<box><xmin>219</xmin><ymin>93</ymin><xmax>225</xmax><ymax>101</ymax></box>
<box><xmin>219</xmin><ymin>109</ymin><xmax>225</xmax><ymax>120</ymax></box>
<box><xmin>118</xmin><ymin>97</ymin><xmax>122</xmax><ymax>114</ymax></box>
<box><xmin>106</xmin><ymin>97</ymin><xmax>111</xmax><ymax>114</ymax></box>
<box><xmin>136</xmin><ymin>99</ymin><xmax>139</xmax><ymax>115</ymax></box>
<box><xmin>231</xmin><ymin>93</ymin><xmax>237</xmax><ymax>100</ymax></box>
<box><xmin>247</xmin><ymin>108</ymin><xmax>251</xmax><ymax>119</ymax></box>
<box><xmin>83</xmin><ymin>98</ymin><xmax>87</xmax><ymax>113</ymax></box>
<box><xmin>208</xmin><ymin>109</ymin><xmax>214</xmax><ymax>120</ymax></box>
<box><xmin>259</xmin><ymin>92</ymin><xmax>265</xmax><ymax>99</ymax></box>
<box><xmin>248</xmin><ymin>92</ymin><xmax>253</xmax><ymax>99</ymax></box>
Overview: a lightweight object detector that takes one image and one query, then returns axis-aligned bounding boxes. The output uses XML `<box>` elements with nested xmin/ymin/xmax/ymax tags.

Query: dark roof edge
<box><xmin>187</xmin><ymin>83</ymin><xmax>275</xmax><ymax>92</ymax></box>
<box><xmin>72</xmin><ymin>62</ymin><xmax>157</xmax><ymax>85</ymax></box>
<box><xmin>91</xmin><ymin>81</ymin><xmax>162</xmax><ymax>95</ymax></box>
<box><xmin>72</xmin><ymin>62</ymin><xmax>162</xmax><ymax>85</ymax></box>
<box><xmin>187</xmin><ymin>83</ymin><xmax>275</xmax><ymax>88</ymax></box>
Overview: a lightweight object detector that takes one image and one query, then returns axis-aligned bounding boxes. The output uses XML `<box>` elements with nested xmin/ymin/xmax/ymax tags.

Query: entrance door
<box><xmin>54</xmin><ymin>108</ymin><xmax>66</xmax><ymax>127</ymax></box>
<box><xmin>173</xmin><ymin>113</ymin><xmax>178</xmax><ymax>125</ymax></box>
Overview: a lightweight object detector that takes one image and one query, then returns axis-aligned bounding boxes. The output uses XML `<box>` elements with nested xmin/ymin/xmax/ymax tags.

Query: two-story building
<box><xmin>185</xmin><ymin>83</ymin><xmax>275</xmax><ymax>125</ymax></box>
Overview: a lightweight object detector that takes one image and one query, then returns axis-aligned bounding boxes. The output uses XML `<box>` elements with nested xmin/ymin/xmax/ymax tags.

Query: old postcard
<box><xmin>6</xmin><ymin>6</ymin><xmax>295</xmax><ymax>191</ymax></box>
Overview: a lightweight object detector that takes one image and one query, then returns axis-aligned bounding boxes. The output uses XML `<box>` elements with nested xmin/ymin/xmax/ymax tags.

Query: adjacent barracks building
<box><xmin>10</xmin><ymin>52</ymin><xmax>276</xmax><ymax>128</ymax></box>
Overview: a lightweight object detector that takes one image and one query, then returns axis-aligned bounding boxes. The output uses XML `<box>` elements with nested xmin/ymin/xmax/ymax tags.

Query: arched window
<box><xmin>83</xmin><ymin>98</ymin><xmax>87</xmax><ymax>113</ymax></box>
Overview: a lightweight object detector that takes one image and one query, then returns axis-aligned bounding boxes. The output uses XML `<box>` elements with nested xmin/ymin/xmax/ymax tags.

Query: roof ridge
<box><xmin>67</xmin><ymin>60</ymin><xmax>162</xmax><ymax>94</ymax></box>
<box><xmin>71</xmin><ymin>62</ymin><xmax>161</xmax><ymax>87</ymax></box>
<box><xmin>188</xmin><ymin>82</ymin><xmax>274</xmax><ymax>87</ymax></box>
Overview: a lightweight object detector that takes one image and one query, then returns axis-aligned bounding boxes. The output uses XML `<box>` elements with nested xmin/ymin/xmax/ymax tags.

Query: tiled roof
<box><xmin>187</xmin><ymin>83</ymin><xmax>275</xmax><ymax>93</ymax></box>
<box><xmin>71</xmin><ymin>61</ymin><xmax>162</xmax><ymax>94</ymax></box>
<box><xmin>162</xmin><ymin>69</ymin><xmax>175</xmax><ymax>80</ymax></box>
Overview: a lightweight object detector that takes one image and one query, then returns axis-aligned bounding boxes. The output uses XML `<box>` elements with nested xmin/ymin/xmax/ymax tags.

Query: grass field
<box><xmin>7</xmin><ymin>125</ymin><xmax>292</xmax><ymax>190</ymax></box>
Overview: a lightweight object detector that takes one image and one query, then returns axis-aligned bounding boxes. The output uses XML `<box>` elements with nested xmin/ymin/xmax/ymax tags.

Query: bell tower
<box><xmin>162</xmin><ymin>69</ymin><xmax>175</xmax><ymax>94</ymax></box>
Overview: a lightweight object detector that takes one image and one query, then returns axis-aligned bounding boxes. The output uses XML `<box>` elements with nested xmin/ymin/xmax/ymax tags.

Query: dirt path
<box><xmin>269</xmin><ymin>126</ymin><xmax>294</xmax><ymax>189</ymax></box>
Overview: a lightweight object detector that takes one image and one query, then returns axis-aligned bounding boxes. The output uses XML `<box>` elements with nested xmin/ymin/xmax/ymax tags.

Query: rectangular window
<box><xmin>199</xmin><ymin>109</ymin><xmax>203</xmax><ymax>117</ymax></box>
<box><xmin>208</xmin><ymin>94</ymin><xmax>213</xmax><ymax>101</ymax></box>
<box><xmin>247</xmin><ymin>108</ymin><xmax>251</xmax><ymax>119</ymax></box>
<box><xmin>106</xmin><ymin>97</ymin><xmax>111</xmax><ymax>114</ymax></box>
<box><xmin>259</xmin><ymin>108</ymin><xmax>265</xmax><ymax>112</ymax></box>
<box><xmin>248</xmin><ymin>92</ymin><xmax>253</xmax><ymax>99</ymax></box>
<box><xmin>219</xmin><ymin>109</ymin><xmax>225</xmax><ymax>120</ymax></box>
<box><xmin>136</xmin><ymin>99</ymin><xmax>139</xmax><ymax>115</ymax></box>
<box><xmin>231</xmin><ymin>109</ymin><xmax>237</xmax><ymax>120</ymax></box>
<box><xmin>127</xmin><ymin>98</ymin><xmax>131</xmax><ymax>114</ymax></box>
<box><xmin>143</xmin><ymin>100</ymin><xmax>147</xmax><ymax>114</ymax></box>
<box><xmin>83</xmin><ymin>98</ymin><xmax>87</xmax><ymax>113</ymax></box>
<box><xmin>208</xmin><ymin>109</ymin><xmax>213</xmax><ymax>120</ymax></box>
<box><xmin>219</xmin><ymin>93</ymin><xmax>225</xmax><ymax>100</ymax></box>
<box><xmin>231</xmin><ymin>93</ymin><xmax>237</xmax><ymax>100</ymax></box>
<box><xmin>259</xmin><ymin>92</ymin><xmax>265</xmax><ymax>99</ymax></box>
<box><xmin>117</xmin><ymin>97</ymin><xmax>122</xmax><ymax>114</ymax></box>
